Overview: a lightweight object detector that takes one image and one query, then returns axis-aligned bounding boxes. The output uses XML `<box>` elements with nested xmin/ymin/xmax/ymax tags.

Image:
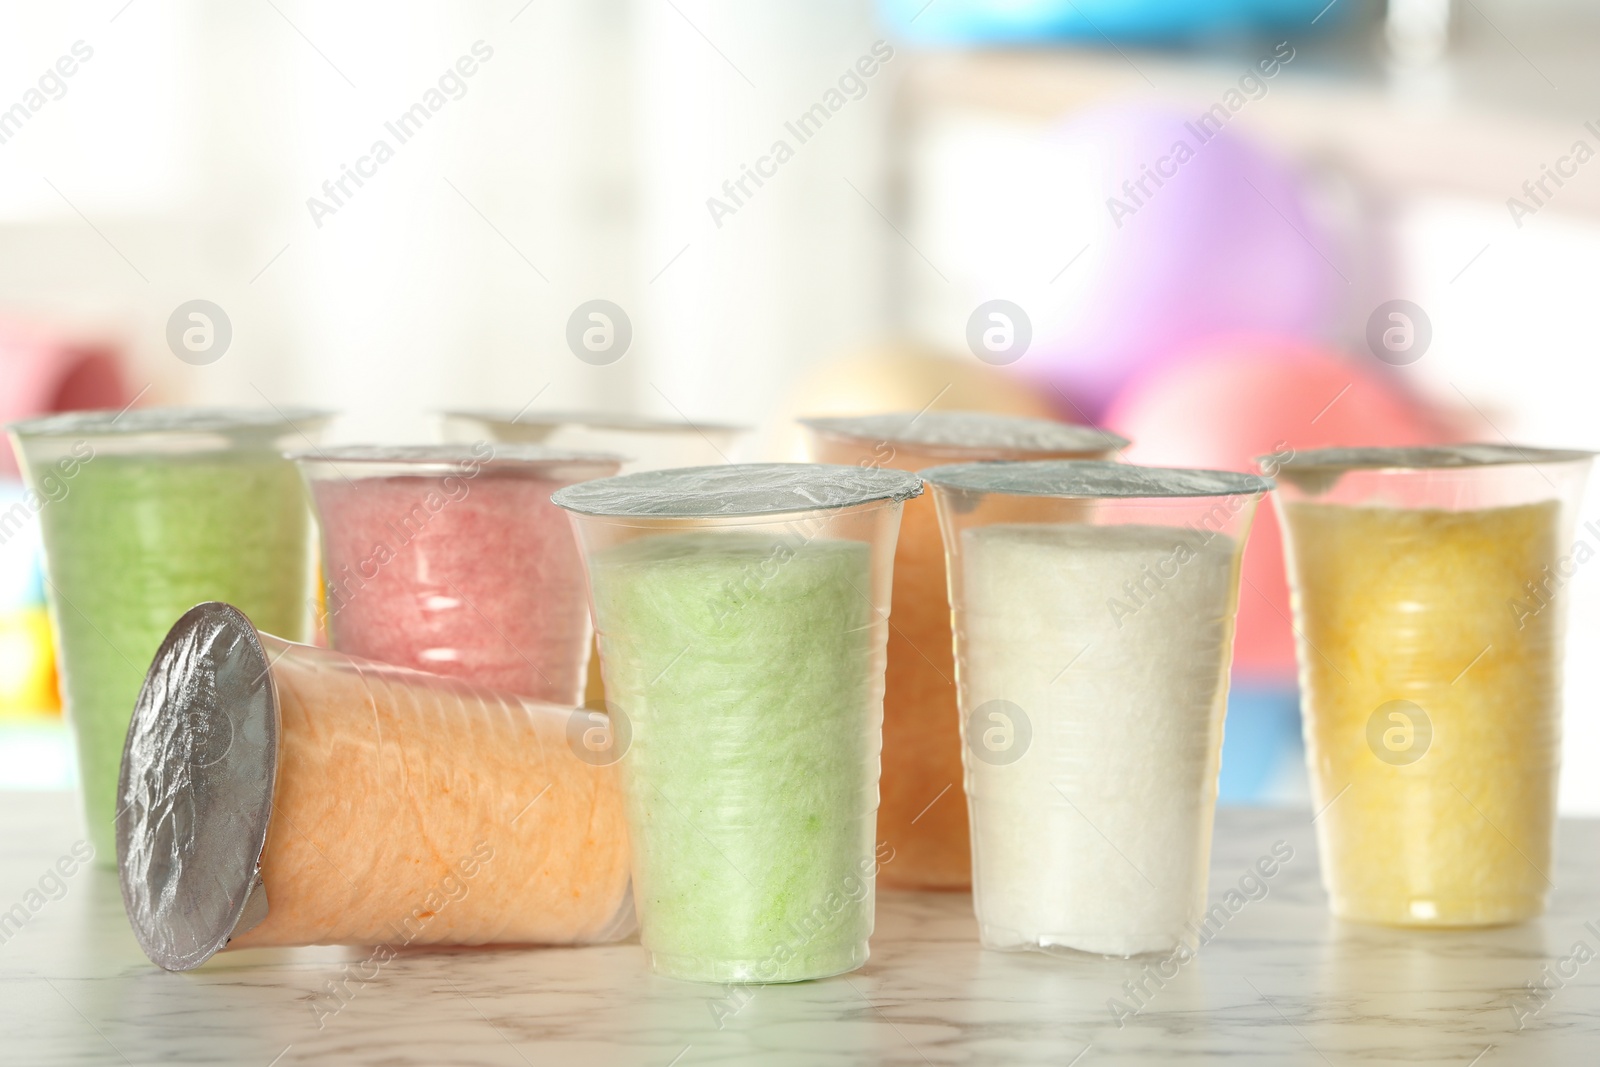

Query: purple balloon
<box><xmin>1028</xmin><ymin>104</ymin><xmax>1339</xmax><ymax>417</ymax></box>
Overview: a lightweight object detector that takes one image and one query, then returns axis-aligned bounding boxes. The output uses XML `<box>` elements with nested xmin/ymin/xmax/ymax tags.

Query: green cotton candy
<box><xmin>590</xmin><ymin>530</ymin><xmax>881</xmax><ymax>983</ymax></box>
<box><xmin>37</xmin><ymin>452</ymin><xmax>314</xmax><ymax>862</ymax></box>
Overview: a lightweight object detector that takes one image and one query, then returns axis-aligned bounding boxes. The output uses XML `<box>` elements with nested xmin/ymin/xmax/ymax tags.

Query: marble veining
<box><xmin>2</xmin><ymin>797</ymin><xmax>1597</xmax><ymax>1065</ymax></box>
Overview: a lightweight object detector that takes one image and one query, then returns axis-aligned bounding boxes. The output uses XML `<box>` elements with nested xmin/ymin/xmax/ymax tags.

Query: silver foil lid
<box><xmin>1266</xmin><ymin>444</ymin><xmax>1595</xmax><ymax>473</ymax></box>
<box><xmin>552</xmin><ymin>462</ymin><xmax>924</xmax><ymax>518</ymax></box>
<box><xmin>800</xmin><ymin>411</ymin><xmax>1127</xmax><ymax>455</ymax></box>
<box><xmin>443</xmin><ymin>409</ymin><xmax>748</xmax><ymax>435</ymax></box>
<box><xmin>291</xmin><ymin>443</ymin><xmax>624</xmax><ymax>475</ymax></box>
<box><xmin>921</xmin><ymin>460</ymin><xmax>1272</xmax><ymax>499</ymax></box>
<box><xmin>9</xmin><ymin>406</ymin><xmax>331</xmax><ymax>439</ymax></box>
<box><xmin>116</xmin><ymin>602</ymin><xmax>280</xmax><ymax>972</ymax></box>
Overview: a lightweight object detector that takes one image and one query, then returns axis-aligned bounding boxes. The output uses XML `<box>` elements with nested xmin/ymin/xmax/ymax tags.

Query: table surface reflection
<box><xmin>1</xmin><ymin>794</ymin><xmax>1596</xmax><ymax>1065</ymax></box>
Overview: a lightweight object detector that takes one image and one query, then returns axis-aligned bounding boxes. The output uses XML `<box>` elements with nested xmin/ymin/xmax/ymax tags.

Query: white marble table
<box><xmin>2</xmin><ymin>792</ymin><xmax>1597</xmax><ymax>1066</ymax></box>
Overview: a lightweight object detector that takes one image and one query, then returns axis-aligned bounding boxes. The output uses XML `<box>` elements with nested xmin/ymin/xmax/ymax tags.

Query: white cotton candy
<box><xmin>956</xmin><ymin>523</ymin><xmax>1239</xmax><ymax>957</ymax></box>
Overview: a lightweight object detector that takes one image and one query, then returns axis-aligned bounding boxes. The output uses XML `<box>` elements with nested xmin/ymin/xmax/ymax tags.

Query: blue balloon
<box><xmin>879</xmin><ymin>0</ymin><xmax>1347</xmax><ymax>45</ymax></box>
<box><xmin>1219</xmin><ymin>680</ymin><xmax>1304</xmax><ymax>803</ymax></box>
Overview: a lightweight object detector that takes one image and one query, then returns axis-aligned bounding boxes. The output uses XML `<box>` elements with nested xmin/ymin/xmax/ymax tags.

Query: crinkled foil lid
<box><xmin>116</xmin><ymin>602</ymin><xmax>279</xmax><ymax>972</ymax></box>
<box><xmin>291</xmin><ymin>443</ymin><xmax>624</xmax><ymax>471</ymax></box>
<box><xmin>1269</xmin><ymin>444</ymin><xmax>1595</xmax><ymax>473</ymax></box>
<box><xmin>9</xmin><ymin>406</ymin><xmax>330</xmax><ymax>438</ymax></box>
<box><xmin>446</xmin><ymin>409</ymin><xmax>747</xmax><ymax>435</ymax></box>
<box><xmin>552</xmin><ymin>462</ymin><xmax>924</xmax><ymax>518</ymax></box>
<box><xmin>922</xmin><ymin>460</ymin><xmax>1272</xmax><ymax>499</ymax></box>
<box><xmin>801</xmin><ymin>411</ymin><xmax>1127</xmax><ymax>454</ymax></box>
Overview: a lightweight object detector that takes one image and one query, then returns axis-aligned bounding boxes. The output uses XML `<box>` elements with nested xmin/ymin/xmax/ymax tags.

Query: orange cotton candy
<box><xmin>231</xmin><ymin>638</ymin><xmax>633</xmax><ymax>949</ymax></box>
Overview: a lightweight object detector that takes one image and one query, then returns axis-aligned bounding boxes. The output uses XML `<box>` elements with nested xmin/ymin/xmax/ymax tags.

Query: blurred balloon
<box><xmin>768</xmin><ymin>341</ymin><xmax>1063</xmax><ymax>460</ymax></box>
<box><xmin>0</xmin><ymin>320</ymin><xmax>127</xmax><ymax>477</ymax></box>
<box><xmin>1104</xmin><ymin>337</ymin><xmax>1445</xmax><ymax>677</ymax></box>
<box><xmin>1028</xmin><ymin>105</ymin><xmax>1341</xmax><ymax>419</ymax></box>
<box><xmin>878</xmin><ymin>0</ymin><xmax>1350</xmax><ymax>45</ymax></box>
<box><xmin>1218</xmin><ymin>680</ymin><xmax>1306</xmax><ymax>804</ymax></box>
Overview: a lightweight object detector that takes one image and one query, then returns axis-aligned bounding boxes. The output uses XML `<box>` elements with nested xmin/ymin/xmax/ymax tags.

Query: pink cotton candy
<box><xmin>302</xmin><ymin>447</ymin><xmax>619</xmax><ymax>705</ymax></box>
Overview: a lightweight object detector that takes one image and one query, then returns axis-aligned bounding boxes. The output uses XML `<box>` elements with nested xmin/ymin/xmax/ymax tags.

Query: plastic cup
<box><xmin>8</xmin><ymin>408</ymin><xmax>327</xmax><ymax>861</ymax></box>
<box><xmin>116</xmin><ymin>602</ymin><xmax>634</xmax><ymax>971</ymax></box>
<box><xmin>439</xmin><ymin>409</ymin><xmax>747</xmax><ymax>473</ymax></box>
<box><xmin>294</xmin><ymin>444</ymin><xmax>621</xmax><ymax>705</ymax></box>
<box><xmin>801</xmin><ymin>412</ymin><xmax>1126</xmax><ymax>890</ymax></box>
<box><xmin>553</xmin><ymin>463</ymin><xmax>923</xmax><ymax>983</ymax></box>
<box><xmin>924</xmin><ymin>461</ymin><xmax>1269</xmax><ymax>957</ymax></box>
<box><xmin>441</xmin><ymin>410</ymin><xmax>750</xmax><ymax>708</ymax></box>
<box><xmin>1269</xmin><ymin>445</ymin><xmax>1594</xmax><ymax>927</ymax></box>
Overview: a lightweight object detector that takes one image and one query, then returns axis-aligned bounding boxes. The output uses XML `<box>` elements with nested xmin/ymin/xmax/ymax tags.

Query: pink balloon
<box><xmin>0</xmin><ymin>320</ymin><xmax>127</xmax><ymax>477</ymax></box>
<box><xmin>1030</xmin><ymin>105</ymin><xmax>1340</xmax><ymax>417</ymax></box>
<box><xmin>1104</xmin><ymin>338</ymin><xmax>1445</xmax><ymax>678</ymax></box>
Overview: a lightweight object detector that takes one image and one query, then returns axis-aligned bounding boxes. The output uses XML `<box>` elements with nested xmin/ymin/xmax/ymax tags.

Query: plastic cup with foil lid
<box><xmin>801</xmin><ymin>411</ymin><xmax>1127</xmax><ymax>891</ymax></box>
<box><xmin>553</xmin><ymin>463</ymin><xmax>923</xmax><ymax>983</ymax></box>
<box><xmin>293</xmin><ymin>444</ymin><xmax>622</xmax><ymax>706</ymax></box>
<box><xmin>8</xmin><ymin>407</ymin><xmax>329</xmax><ymax>864</ymax></box>
<box><xmin>922</xmin><ymin>460</ymin><xmax>1269</xmax><ymax>958</ymax></box>
<box><xmin>116</xmin><ymin>602</ymin><xmax>634</xmax><ymax>971</ymax></box>
<box><xmin>1268</xmin><ymin>444</ymin><xmax>1594</xmax><ymax>927</ymax></box>
<box><xmin>438</xmin><ymin>409</ymin><xmax>748</xmax><ymax>473</ymax></box>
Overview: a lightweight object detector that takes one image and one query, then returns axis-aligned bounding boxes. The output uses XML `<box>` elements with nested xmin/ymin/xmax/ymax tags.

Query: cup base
<box><xmin>647</xmin><ymin>940</ymin><xmax>869</xmax><ymax>984</ymax></box>
<box><xmin>1330</xmin><ymin>893</ymin><xmax>1546</xmax><ymax>928</ymax></box>
<box><xmin>80</xmin><ymin>806</ymin><xmax>117</xmax><ymax>869</ymax></box>
<box><xmin>978</xmin><ymin>922</ymin><xmax>1188</xmax><ymax>959</ymax></box>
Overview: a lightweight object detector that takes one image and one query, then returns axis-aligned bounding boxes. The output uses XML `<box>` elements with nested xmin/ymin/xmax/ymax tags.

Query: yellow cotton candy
<box><xmin>1283</xmin><ymin>500</ymin><xmax>1563</xmax><ymax>927</ymax></box>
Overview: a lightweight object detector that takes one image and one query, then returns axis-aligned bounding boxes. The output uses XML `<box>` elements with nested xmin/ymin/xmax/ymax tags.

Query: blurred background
<box><xmin>3</xmin><ymin>0</ymin><xmax>1599</xmax><ymax>809</ymax></box>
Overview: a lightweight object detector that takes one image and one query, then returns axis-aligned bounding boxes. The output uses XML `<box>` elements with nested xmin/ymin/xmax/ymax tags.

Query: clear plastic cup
<box><xmin>294</xmin><ymin>444</ymin><xmax>621</xmax><ymax>705</ymax></box>
<box><xmin>923</xmin><ymin>461</ymin><xmax>1270</xmax><ymax>957</ymax></box>
<box><xmin>1269</xmin><ymin>445</ymin><xmax>1594</xmax><ymax>927</ymax></box>
<box><xmin>439</xmin><ymin>409</ymin><xmax>747</xmax><ymax>473</ymax></box>
<box><xmin>801</xmin><ymin>412</ymin><xmax>1127</xmax><ymax>890</ymax></box>
<box><xmin>116</xmin><ymin>602</ymin><xmax>635</xmax><ymax>971</ymax></box>
<box><xmin>8</xmin><ymin>408</ymin><xmax>327</xmax><ymax>862</ymax></box>
<box><xmin>553</xmin><ymin>463</ymin><xmax>924</xmax><ymax>983</ymax></box>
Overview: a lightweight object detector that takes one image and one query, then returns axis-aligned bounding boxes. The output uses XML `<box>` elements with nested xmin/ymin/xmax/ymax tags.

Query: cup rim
<box><xmin>1259</xmin><ymin>444</ymin><xmax>1595</xmax><ymax>473</ymax></box>
<box><xmin>552</xmin><ymin>461</ymin><xmax>924</xmax><ymax>519</ymax></box>
<box><xmin>8</xmin><ymin>406</ymin><xmax>332</xmax><ymax>439</ymax></box>
<box><xmin>920</xmin><ymin>459</ymin><xmax>1272</xmax><ymax>499</ymax></box>
<box><xmin>290</xmin><ymin>442</ymin><xmax>625</xmax><ymax>477</ymax></box>
<box><xmin>799</xmin><ymin>410</ymin><xmax>1128</xmax><ymax>456</ymax></box>
<box><xmin>441</xmin><ymin>408</ymin><xmax>749</xmax><ymax>436</ymax></box>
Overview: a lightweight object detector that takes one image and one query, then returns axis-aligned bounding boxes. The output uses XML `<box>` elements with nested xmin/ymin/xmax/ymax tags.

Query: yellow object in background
<box><xmin>1284</xmin><ymin>501</ymin><xmax>1561</xmax><ymax>927</ymax></box>
<box><xmin>0</xmin><ymin>607</ymin><xmax>60</xmax><ymax>718</ymax></box>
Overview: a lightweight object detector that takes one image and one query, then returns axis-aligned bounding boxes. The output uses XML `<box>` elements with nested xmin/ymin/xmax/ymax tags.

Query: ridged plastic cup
<box><xmin>924</xmin><ymin>461</ymin><xmax>1269</xmax><ymax>957</ymax></box>
<box><xmin>554</xmin><ymin>463</ymin><xmax>923</xmax><ymax>983</ymax></box>
<box><xmin>294</xmin><ymin>444</ymin><xmax>621</xmax><ymax>705</ymax></box>
<box><xmin>1270</xmin><ymin>445</ymin><xmax>1593</xmax><ymax>927</ymax></box>
<box><xmin>116</xmin><ymin>602</ymin><xmax>634</xmax><ymax>971</ymax></box>
<box><xmin>8</xmin><ymin>408</ymin><xmax>327</xmax><ymax>862</ymax></box>
<box><xmin>801</xmin><ymin>412</ymin><xmax>1126</xmax><ymax>890</ymax></box>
